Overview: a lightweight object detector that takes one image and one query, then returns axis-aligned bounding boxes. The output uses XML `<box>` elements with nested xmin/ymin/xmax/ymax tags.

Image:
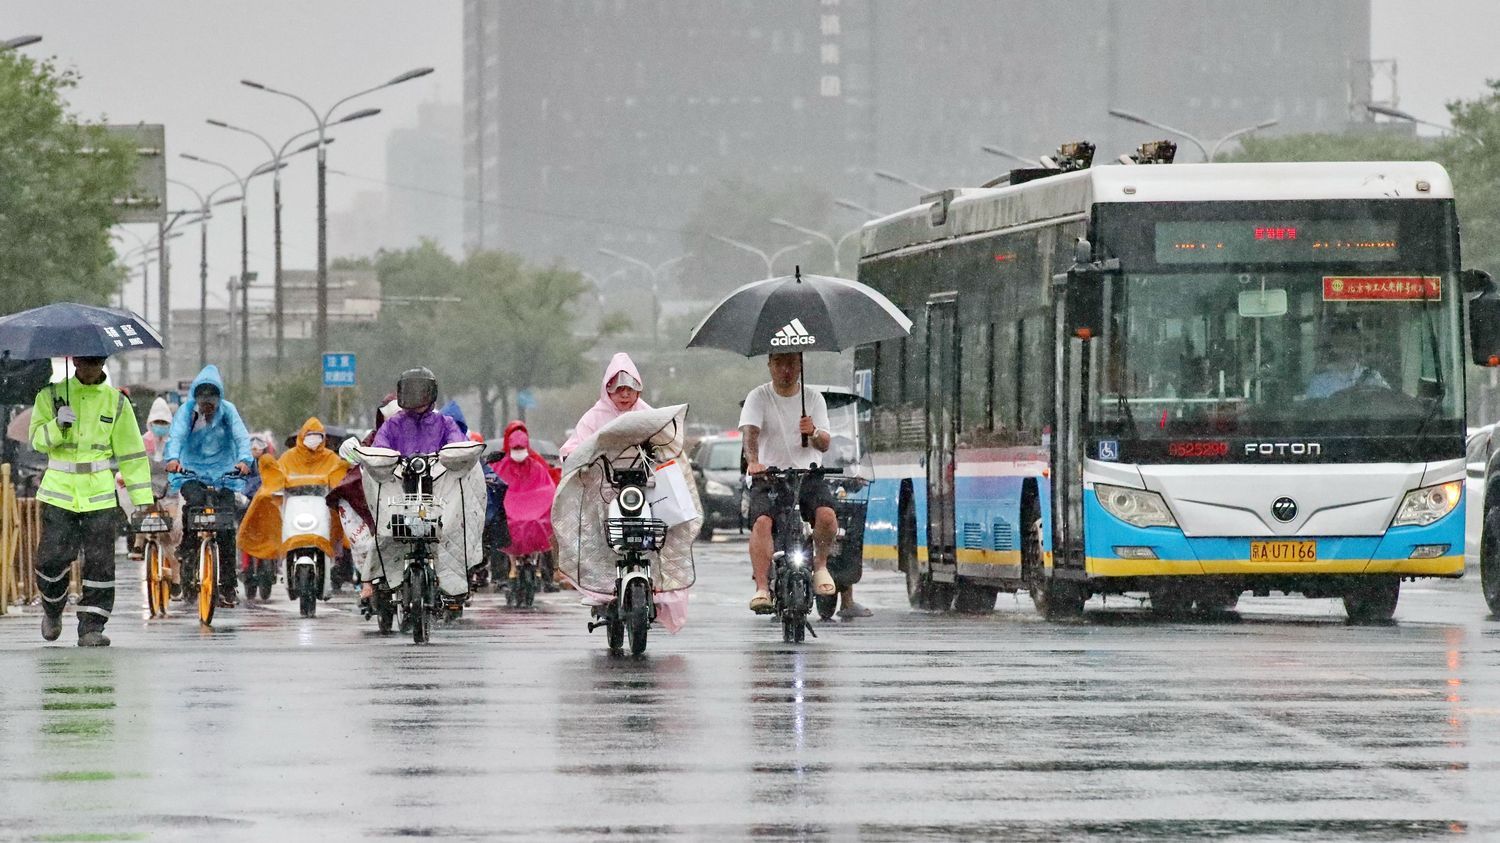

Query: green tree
<box><xmin>237</xmin><ymin>367</ymin><xmax>323</xmax><ymax>441</ymax></box>
<box><xmin>0</xmin><ymin>51</ymin><xmax>135</xmax><ymax>315</ymax></box>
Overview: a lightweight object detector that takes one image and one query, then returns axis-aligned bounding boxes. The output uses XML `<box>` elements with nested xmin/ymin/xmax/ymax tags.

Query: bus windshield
<box><xmin>1099</xmin><ymin>269</ymin><xmax>1462</xmax><ymax>437</ymax></box>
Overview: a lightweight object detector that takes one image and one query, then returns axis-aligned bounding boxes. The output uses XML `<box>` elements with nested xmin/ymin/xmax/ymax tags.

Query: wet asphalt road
<box><xmin>3</xmin><ymin>538</ymin><xmax>1500</xmax><ymax>841</ymax></box>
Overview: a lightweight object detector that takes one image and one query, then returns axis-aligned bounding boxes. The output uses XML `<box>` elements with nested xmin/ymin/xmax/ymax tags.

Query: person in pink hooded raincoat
<box><xmin>560</xmin><ymin>352</ymin><xmax>652</xmax><ymax>460</ymax></box>
<box><xmin>492</xmin><ymin>420</ymin><xmax>556</xmax><ymax>557</ymax></box>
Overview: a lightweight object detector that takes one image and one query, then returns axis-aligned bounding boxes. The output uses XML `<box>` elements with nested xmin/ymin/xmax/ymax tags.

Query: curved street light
<box><xmin>873</xmin><ymin>169</ymin><xmax>934</xmax><ymax>193</ymax></box>
<box><xmin>1108</xmin><ymin>108</ymin><xmax>1279</xmax><ymax>161</ymax></box>
<box><xmin>980</xmin><ymin>145</ymin><xmax>1040</xmax><ymax>167</ymax></box>
<box><xmin>169</xmin><ymin>178</ymin><xmax>242</xmax><ymax>370</ymax></box>
<box><xmin>181</xmin><ymin>153</ymin><xmax>287</xmax><ymax>388</ymax></box>
<box><xmin>769</xmin><ymin>217</ymin><xmax>860</xmax><ymax>277</ymax></box>
<box><xmin>834</xmin><ymin>197</ymin><xmax>883</xmax><ymax>219</ymax></box>
<box><xmin>206</xmin><ymin>111</ymin><xmax>372</xmax><ymax>366</ymax></box>
<box><xmin>596</xmin><ymin>249</ymin><xmax>692</xmax><ymax>347</ymax></box>
<box><xmin>1</xmin><ymin>35</ymin><xmax>42</xmax><ymax>50</ymax></box>
<box><xmin>242</xmin><ymin>67</ymin><xmax>432</xmax><ymax>373</ymax></box>
<box><xmin>709</xmin><ymin>234</ymin><xmax>811</xmax><ymax>279</ymax></box>
<box><xmin>1366</xmin><ymin>103</ymin><xmax>1484</xmax><ymax>147</ymax></box>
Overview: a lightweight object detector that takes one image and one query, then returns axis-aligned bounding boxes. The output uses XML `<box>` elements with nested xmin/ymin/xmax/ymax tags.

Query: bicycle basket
<box><xmin>185</xmin><ymin>506</ymin><xmax>234</xmax><ymax>532</ymax></box>
<box><xmin>605</xmin><ymin>516</ymin><xmax>668</xmax><ymax>553</ymax></box>
<box><xmin>131</xmin><ymin>511</ymin><xmax>172</xmax><ymax>535</ymax></box>
<box><xmin>381</xmin><ymin>493</ymin><xmax>443</xmax><ymax>542</ymax></box>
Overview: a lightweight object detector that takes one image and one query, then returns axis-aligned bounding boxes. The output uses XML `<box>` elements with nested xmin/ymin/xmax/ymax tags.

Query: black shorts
<box><xmin>747</xmin><ymin>475</ymin><xmax>837</xmax><ymax>527</ymax></box>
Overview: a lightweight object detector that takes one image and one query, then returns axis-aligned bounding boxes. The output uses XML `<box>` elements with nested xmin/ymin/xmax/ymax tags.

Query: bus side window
<box><xmin>873</xmin><ymin>339</ymin><xmax>900</xmax><ymax>405</ymax></box>
<box><xmin>1018</xmin><ymin>312</ymin><xmax>1050</xmax><ymax>436</ymax></box>
<box><xmin>960</xmin><ymin>321</ymin><xmax>991</xmax><ymax>442</ymax></box>
<box><xmin>991</xmin><ymin>320</ymin><xmax>1017</xmax><ymax>433</ymax></box>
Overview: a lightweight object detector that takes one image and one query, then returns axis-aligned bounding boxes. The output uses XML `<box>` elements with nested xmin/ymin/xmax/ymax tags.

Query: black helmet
<box><xmin>396</xmin><ymin>367</ymin><xmax>438</xmax><ymax>410</ymax></box>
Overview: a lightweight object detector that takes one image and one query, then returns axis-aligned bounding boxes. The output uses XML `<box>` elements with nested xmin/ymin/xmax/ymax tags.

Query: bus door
<box><xmin>925</xmin><ymin>296</ymin><xmax>959</xmax><ymax>583</ymax></box>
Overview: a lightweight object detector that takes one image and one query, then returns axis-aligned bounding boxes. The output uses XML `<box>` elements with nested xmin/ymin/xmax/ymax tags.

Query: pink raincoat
<box><xmin>492</xmin><ymin>420</ymin><xmax>556</xmax><ymax>556</ymax></box>
<box><xmin>560</xmin><ymin>352</ymin><xmax>653</xmax><ymax>460</ymax></box>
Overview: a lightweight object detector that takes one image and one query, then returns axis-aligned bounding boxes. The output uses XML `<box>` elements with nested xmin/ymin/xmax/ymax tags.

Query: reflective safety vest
<box><xmin>30</xmin><ymin>378</ymin><xmax>154</xmax><ymax>513</ymax></box>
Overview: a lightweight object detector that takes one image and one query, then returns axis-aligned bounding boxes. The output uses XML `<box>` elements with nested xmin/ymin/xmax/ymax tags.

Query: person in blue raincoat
<box><xmin>163</xmin><ymin>365</ymin><xmax>253</xmax><ymax>605</ymax></box>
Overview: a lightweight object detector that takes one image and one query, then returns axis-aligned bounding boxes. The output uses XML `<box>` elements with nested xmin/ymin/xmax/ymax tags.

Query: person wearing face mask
<box><xmin>489</xmin><ymin>421</ymin><xmax>557</xmax><ymax>581</ymax></box>
<box><xmin>29</xmin><ymin>356</ymin><xmax>155</xmax><ymax>646</ymax></box>
<box><xmin>163</xmin><ymin>365</ymin><xmax>253</xmax><ymax>607</ymax></box>
<box><xmin>560</xmin><ymin>353</ymin><xmax>652</xmax><ymax>462</ymax></box>
<box><xmin>237</xmin><ymin>418</ymin><xmax>349</xmax><ymax>581</ymax></box>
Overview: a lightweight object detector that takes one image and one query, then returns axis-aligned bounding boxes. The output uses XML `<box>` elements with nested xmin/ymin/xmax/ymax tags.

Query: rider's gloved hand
<box><xmin>55</xmin><ymin>406</ymin><xmax>77</xmax><ymax>428</ymax></box>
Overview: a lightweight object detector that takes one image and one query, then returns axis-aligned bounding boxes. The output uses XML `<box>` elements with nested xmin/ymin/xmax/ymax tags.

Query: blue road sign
<box><xmin>516</xmin><ymin>388</ymin><xmax>537</xmax><ymax>410</ymax></box>
<box><xmin>323</xmin><ymin>353</ymin><xmax>356</xmax><ymax>388</ymax></box>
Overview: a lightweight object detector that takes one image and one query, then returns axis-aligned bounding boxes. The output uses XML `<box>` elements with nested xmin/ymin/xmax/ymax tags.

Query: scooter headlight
<box><xmin>1392</xmin><ymin>481</ymin><xmax>1462</xmax><ymax>527</ymax></box>
<box><xmin>790</xmin><ymin>550</ymin><xmax>807</xmax><ymax>567</ymax></box>
<box><xmin>618</xmin><ymin>485</ymin><xmax>646</xmax><ymax>516</ymax></box>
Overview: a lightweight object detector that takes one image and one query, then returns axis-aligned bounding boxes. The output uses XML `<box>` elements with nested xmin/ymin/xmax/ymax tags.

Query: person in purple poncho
<box><xmin>372</xmin><ymin>367</ymin><xmax>467</xmax><ymax>455</ymax></box>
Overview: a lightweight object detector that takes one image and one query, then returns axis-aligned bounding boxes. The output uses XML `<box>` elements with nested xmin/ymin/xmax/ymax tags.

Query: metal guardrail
<box><xmin>1</xmin><ymin>463</ymin><xmax>76</xmax><ymax>613</ymax></box>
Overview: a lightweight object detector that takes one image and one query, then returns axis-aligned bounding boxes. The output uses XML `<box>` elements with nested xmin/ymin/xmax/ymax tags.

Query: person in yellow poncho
<box><xmin>237</xmin><ymin>418</ymin><xmax>349</xmax><ymax>571</ymax></box>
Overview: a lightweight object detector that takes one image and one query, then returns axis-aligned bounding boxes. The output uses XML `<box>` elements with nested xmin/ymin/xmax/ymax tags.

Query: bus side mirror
<box><xmin>1467</xmin><ymin>269</ymin><xmax>1500</xmax><ymax>366</ymax></box>
<box><xmin>1062</xmin><ymin>248</ymin><xmax>1119</xmax><ymax>339</ymax></box>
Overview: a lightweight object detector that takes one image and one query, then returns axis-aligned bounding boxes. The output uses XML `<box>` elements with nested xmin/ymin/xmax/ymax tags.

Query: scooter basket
<box><xmin>605</xmin><ymin>517</ymin><xmax>668</xmax><ymax>552</ymax></box>
<box><xmin>381</xmin><ymin>493</ymin><xmax>443</xmax><ymax>543</ymax></box>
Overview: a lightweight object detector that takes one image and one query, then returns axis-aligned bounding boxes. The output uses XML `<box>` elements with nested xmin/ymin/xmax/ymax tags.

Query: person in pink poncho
<box><xmin>560</xmin><ymin>352</ymin><xmax>653</xmax><ymax>460</ymax></box>
<box><xmin>492</xmin><ymin>420</ymin><xmax>556</xmax><ymax>560</ymax></box>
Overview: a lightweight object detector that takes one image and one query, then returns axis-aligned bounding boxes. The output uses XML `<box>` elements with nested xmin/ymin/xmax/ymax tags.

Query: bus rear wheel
<box><xmin>1344</xmin><ymin>576</ymin><xmax>1400</xmax><ymax>624</ymax></box>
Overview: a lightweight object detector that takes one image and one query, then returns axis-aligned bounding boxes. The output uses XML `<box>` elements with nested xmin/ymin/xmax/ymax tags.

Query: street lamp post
<box><xmin>241</xmin><ymin>69</ymin><xmax>433</xmax><ymax>384</ymax></box>
<box><xmin>980</xmin><ymin>145</ymin><xmax>1039</xmax><ymax>167</ymax></box>
<box><xmin>769</xmin><ymin>217</ymin><xmax>861</xmax><ymax>277</ymax></box>
<box><xmin>0</xmin><ymin>35</ymin><xmax>41</xmax><ymax>50</ymax></box>
<box><xmin>1366</xmin><ymin>103</ymin><xmax>1484</xmax><ymax>147</ymax></box>
<box><xmin>596</xmin><ymin>249</ymin><xmax>691</xmax><ymax>347</ymax></box>
<box><xmin>207</xmin><ymin>113</ymin><xmax>376</xmax><ymax>368</ymax></box>
<box><xmin>1107</xmin><ymin>108</ymin><xmax>1280</xmax><ymax>161</ymax></box>
<box><xmin>169</xmin><ymin>179</ymin><xmax>242</xmax><ymax>373</ymax></box>
<box><xmin>709</xmin><ymin>234</ymin><xmax>811</xmax><ymax>278</ymax></box>
<box><xmin>181</xmin><ymin>154</ymin><xmax>283</xmax><ymax>389</ymax></box>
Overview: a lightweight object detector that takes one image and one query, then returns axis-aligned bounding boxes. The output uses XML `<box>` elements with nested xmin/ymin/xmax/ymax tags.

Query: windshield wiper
<box><xmin>1413</xmin><ymin>282</ymin><xmax>1447</xmax><ymax>447</ymax></box>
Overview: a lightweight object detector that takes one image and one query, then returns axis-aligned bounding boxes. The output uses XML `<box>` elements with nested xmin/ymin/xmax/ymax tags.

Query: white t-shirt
<box><xmin>738</xmin><ymin>383</ymin><xmax>830</xmax><ymax>470</ymax></box>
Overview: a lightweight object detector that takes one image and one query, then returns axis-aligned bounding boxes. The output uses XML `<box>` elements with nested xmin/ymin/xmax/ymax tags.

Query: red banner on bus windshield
<box><xmin>1322</xmin><ymin>276</ymin><xmax>1441</xmax><ymax>301</ymax></box>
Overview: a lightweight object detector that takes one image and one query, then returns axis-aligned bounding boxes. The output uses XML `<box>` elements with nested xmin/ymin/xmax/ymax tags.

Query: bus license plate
<box><xmin>1250</xmin><ymin>540</ymin><xmax>1317</xmax><ymax>562</ymax></box>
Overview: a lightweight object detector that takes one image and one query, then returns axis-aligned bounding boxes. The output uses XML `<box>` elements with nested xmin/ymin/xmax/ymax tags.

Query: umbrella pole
<box><xmin>800</xmin><ymin>350</ymin><xmax>809</xmax><ymax>448</ymax></box>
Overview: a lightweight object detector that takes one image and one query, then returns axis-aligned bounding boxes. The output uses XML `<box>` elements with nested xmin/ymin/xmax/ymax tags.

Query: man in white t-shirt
<box><xmin>738</xmin><ymin>352</ymin><xmax>838</xmax><ymax>613</ymax></box>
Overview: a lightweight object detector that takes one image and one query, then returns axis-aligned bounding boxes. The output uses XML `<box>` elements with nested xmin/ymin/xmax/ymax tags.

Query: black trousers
<box><xmin>36</xmin><ymin>504</ymin><xmax>119</xmax><ymax>633</ymax></box>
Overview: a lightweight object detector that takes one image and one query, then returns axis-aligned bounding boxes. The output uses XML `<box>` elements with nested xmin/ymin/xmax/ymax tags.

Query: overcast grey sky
<box><xmin>5</xmin><ymin>1</ymin><xmax>1497</xmax><ymax>313</ymax></box>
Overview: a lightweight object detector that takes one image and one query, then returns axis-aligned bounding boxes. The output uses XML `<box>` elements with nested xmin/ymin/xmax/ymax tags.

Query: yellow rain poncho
<box><xmin>237</xmin><ymin>418</ymin><xmax>348</xmax><ymax>559</ymax></box>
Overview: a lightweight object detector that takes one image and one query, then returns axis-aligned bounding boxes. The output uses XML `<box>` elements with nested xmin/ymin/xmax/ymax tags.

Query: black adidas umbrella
<box><xmin>687</xmin><ymin>267</ymin><xmax>911</xmax><ymax>442</ymax></box>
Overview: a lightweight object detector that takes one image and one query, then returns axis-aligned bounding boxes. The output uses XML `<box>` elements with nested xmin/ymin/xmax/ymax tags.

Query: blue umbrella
<box><xmin>0</xmin><ymin>302</ymin><xmax>163</xmax><ymax>361</ymax></box>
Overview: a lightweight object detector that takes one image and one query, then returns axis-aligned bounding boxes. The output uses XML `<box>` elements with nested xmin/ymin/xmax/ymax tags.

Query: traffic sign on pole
<box><xmin>322</xmin><ymin>352</ymin><xmax>356</xmax><ymax>388</ymax></box>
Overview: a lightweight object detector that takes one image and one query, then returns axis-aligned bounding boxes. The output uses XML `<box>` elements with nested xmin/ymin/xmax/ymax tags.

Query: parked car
<box><xmin>691</xmin><ymin>433</ymin><xmax>744</xmax><ymax>540</ymax></box>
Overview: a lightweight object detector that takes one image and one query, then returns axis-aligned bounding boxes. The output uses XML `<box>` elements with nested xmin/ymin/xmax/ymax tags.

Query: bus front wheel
<box><xmin>900</xmin><ymin>492</ymin><xmax>942</xmax><ymax>610</ymax></box>
<box><xmin>1482</xmin><ymin>505</ymin><xmax>1500</xmax><ymax>615</ymax></box>
<box><xmin>1343</xmin><ymin>576</ymin><xmax>1400</xmax><ymax>624</ymax></box>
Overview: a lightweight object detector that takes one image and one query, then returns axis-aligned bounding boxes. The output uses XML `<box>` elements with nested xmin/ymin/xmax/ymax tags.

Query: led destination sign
<box><xmin>1156</xmin><ymin>219</ymin><xmax>1400</xmax><ymax>265</ymax></box>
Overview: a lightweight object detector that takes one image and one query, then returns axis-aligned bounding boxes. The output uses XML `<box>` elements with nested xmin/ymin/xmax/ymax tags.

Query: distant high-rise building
<box><xmin>463</xmin><ymin>0</ymin><xmax>1369</xmax><ymax>271</ymax></box>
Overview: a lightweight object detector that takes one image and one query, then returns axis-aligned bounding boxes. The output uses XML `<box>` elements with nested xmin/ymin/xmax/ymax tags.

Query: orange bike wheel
<box><xmin>198</xmin><ymin>538</ymin><xmax>217</xmax><ymax>626</ymax></box>
<box><xmin>145</xmin><ymin>542</ymin><xmax>167</xmax><ymax>618</ymax></box>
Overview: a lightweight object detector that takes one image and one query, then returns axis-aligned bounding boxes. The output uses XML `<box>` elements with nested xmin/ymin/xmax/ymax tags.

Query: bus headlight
<box><xmin>1094</xmin><ymin>483</ymin><xmax>1178</xmax><ymax>528</ymax></box>
<box><xmin>1391</xmin><ymin>481</ymin><xmax>1462</xmax><ymax>527</ymax></box>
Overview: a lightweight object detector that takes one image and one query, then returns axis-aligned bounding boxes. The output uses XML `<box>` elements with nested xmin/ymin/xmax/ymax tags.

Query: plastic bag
<box><xmin>648</xmin><ymin>459</ymin><xmax>698</xmax><ymax>527</ymax></box>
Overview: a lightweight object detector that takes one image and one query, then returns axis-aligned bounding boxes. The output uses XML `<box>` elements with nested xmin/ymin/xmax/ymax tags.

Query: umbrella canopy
<box><xmin>685</xmin><ymin>268</ymin><xmax>911</xmax><ymax>356</ymax></box>
<box><xmin>0</xmin><ymin>302</ymin><xmax>163</xmax><ymax>360</ymax></box>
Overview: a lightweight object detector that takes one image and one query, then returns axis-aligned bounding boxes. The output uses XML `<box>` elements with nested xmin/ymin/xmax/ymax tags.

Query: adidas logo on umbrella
<box><xmin>770</xmin><ymin>318</ymin><xmax>816</xmax><ymax>347</ymax></box>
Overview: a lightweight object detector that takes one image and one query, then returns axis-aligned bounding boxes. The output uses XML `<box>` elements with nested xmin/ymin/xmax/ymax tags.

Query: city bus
<box><xmin>853</xmin><ymin>151</ymin><xmax>1500</xmax><ymax>621</ymax></box>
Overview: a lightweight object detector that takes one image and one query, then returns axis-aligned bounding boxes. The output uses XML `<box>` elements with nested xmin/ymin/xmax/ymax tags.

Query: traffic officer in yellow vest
<box><xmin>29</xmin><ymin>355</ymin><xmax>153</xmax><ymax>646</ymax></box>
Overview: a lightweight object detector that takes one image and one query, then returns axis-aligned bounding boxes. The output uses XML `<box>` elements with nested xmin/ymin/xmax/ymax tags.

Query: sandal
<box><xmin>749</xmin><ymin>590</ymin><xmax>774</xmax><ymax>614</ymax></box>
<box><xmin>813</xmin><ymin>568</ymin><xmax>836</xmax><ymax>597</ymax></box>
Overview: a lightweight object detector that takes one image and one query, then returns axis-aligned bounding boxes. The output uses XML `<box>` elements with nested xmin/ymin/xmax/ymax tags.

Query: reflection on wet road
<box><xmin>2</xmin><ymin>538</ymin><xmax>1498</xmax><ymax>840</ymax></box>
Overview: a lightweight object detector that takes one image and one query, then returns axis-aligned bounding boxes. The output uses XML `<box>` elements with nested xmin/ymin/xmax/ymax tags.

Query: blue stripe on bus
<box><xmin>863</xmin><ymin>470</ymin><xmax>1052</xmax><ymax>556</ymax></box>
<box><xmin>1082</xmin><ymin>490</ymin><xmax>1464</xmax><ymax>562</ymax></box>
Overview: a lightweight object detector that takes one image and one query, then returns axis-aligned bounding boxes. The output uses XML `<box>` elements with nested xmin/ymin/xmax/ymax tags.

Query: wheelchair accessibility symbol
<box><xmin>1098</xmin><ymin>440</ymin><xmax>1120</xmax><ymax>462</ymax></box>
